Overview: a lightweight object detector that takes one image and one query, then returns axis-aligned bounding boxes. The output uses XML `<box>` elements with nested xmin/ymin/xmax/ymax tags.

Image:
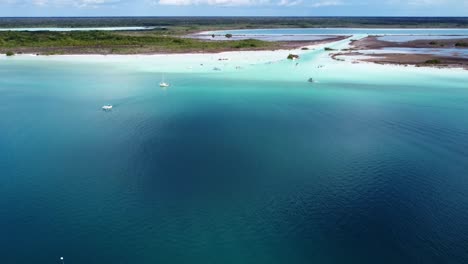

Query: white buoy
<box><xmin>60</xmin><ymin>257</ymin><xmax>64</xmax><ymax>264</ymax></box>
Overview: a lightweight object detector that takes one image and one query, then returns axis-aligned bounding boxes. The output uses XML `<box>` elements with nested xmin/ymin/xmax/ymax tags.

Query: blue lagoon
<box><xmin>1</xmin><ymin>33</ymin><xmax>468</xmax><ymax>264</ymax></box>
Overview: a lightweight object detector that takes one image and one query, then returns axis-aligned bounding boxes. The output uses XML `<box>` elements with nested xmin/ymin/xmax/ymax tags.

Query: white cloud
<box><xmin>157</xmin><ymin>0</ymin><xmax>270</xmax><ymax>6</ymax></box>
<box><xmin>0</xmin><ymin>0</ymin><xmax>120</xmax><ymax>7</ymax></box>
<box><xmin>73</xmin><ymin>0</ymin><xmax>121</xmax><ymax>7</ymax></box>
<box><xmin>277</xmin><ymin>0</ymin><xmax>302</xmax><ymax>6</ymax></box>
<box><xmin>157</xmin><ymin>0</ymin><xmax>342</xmax><ymax>6</ymax></box>
<box><xmin>0</xmin><ymin>0</ymin><xmax>343</xmax><ymax>7</ymax></box>
<box><xmin>32</xmin><ymin>0</ymin><xmax>48</xmax><ymax>5</ymax></box>
<box><xmin>386</xmin><ymin>0</ymin><xmax>457</xmax><ymax>5</ymax></box>
<box><xmin>406</xmin><ymin>0</ymin><xmax>446</xmax><ymax>5</ymax></box>
<box><xmin>309</xmin><ymin>0</ymin><xmax>342</xmax><ymax>7</ymax></box>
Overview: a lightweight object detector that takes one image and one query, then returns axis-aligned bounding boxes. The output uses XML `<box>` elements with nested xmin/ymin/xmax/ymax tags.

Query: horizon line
<box><xmin>0</xmin><ymin>16</ymin><xmax>468</xmax><ymax>18</ymax></box>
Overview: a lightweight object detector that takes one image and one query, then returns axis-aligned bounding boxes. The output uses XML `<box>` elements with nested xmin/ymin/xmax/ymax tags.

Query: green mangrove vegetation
<box><xmin>0</xmin><ymin>30</ymin><xmax>278</xmax><ymax>54</ymax></box>
<box><xmin>287</xmin><ymin>54</ymin><xmax>299</xmax><ymax>60</ymax></box>
<box><xmin>425</xmin><ymin>59</ymin><xmax>441</xmax><ymax>64</ymax></box>
<box><xmin>1</xmin><ymin>17</ymin><xmax>467</xmax><ymax>30</ymax></box>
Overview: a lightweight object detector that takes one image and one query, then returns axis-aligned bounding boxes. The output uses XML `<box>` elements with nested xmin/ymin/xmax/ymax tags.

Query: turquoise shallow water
<box><xmin>1</xmin><ymin>45</ymin><xmax>468</xmax><ymax>264</ymax></box>
<box><xmin>208</xmin><ymin>28</ymin><xmax>468</xmax><ymax>42</ymax></box>
<box><xmin>217</xmin><ymin>28</ymin><xmax>468</xmax><ymax>36</ymax></box>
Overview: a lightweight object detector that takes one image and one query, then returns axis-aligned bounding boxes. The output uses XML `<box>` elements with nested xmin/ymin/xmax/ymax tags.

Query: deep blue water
<box><xmin>1</xmin><ymin>58</ymin><xmax>468</xmax><ymax>264</ymax></box>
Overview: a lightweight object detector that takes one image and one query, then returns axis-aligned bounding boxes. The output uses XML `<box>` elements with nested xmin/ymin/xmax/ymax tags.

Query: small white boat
<box><xmin>159</xmin><ymin>74</ymin><xmax>170</xmax><ymax>87</ymax></box>
<box><xmin>102</xmin><ymin>105</ymin><xmax>113</xmax><ymax>110</ymax></box>
<box><xmin>159</xmin><ymin>82</ymin><xmax>170</xmax><ymax>88</ymax></box>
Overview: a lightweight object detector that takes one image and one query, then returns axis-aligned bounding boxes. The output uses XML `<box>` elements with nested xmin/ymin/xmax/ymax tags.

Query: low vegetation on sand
<box><xmin>429</xmin><ymin>41</ymin><xmax>446</xmax><ymax>47</ymax></box>
<box><xmin>287</xmin><ymin>54</ymin><xmax>300</xmax><ymax>60</ymax></box>
<box><xmin>324</xmin><ymin>47</ymin><xmax>336</xmax><ymax>51</ymax></box>
<box><xmin>425</xmin><ymin>59</ymin><xmax>441</xmax><ymax>64</ymax></box>
<box><xmin>455</xmin><ymin>42</ymin><xmax>468</xmax><ymax>47</ymax></box>
<box><xmin>5</xmin><ymin>51</ymin><xmax>14</xmax><ymax>56</ymax></box>
<box><xmin>0</xmin><ymin>31</ymin><xmax>278</xmax><ymax>54</ymax></box>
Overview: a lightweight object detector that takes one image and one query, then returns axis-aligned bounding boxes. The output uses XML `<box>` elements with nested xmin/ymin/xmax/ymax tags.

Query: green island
<box><xmin>1</xmin><ymin>17</ymin><xmax>467</xmax><ymax>55</ymax></box>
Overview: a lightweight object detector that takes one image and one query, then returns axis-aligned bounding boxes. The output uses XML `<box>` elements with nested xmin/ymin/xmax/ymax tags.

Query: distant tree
<box><xmin>287</xmin><ymin>54</ymin><xmax>300</xmax><ymax>60</ymax></box>
<box><xmin>425</xmin><ymin>59</ymin><xmax>441</xmax><ymax>64</ymax></box>
<box><xmin>6</xmin><ymin>51</ymin><xmax>14</xmax><ymax>56</ymax></box>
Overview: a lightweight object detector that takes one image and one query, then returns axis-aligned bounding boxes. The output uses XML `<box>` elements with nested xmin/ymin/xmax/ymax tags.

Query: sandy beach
<box><xmin>4</xmin><ymin>35</ymin><xmax>467</xmax><ymax>84</ymax></box>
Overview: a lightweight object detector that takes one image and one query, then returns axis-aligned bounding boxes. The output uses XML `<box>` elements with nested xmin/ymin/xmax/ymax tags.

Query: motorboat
<box><xmin>102</xmin><ymin>105</ymin><xmax>113</xmax><ymax>110</ymax></box>
<box><xmin>159</xmin><ymin>74</ymin><xmax>170</xmax><ymax>87</ymax></box>
<box><xmin>159</xmin><ymin>82</ymin><xmax>170</xmax><ymax>88</ymax></box>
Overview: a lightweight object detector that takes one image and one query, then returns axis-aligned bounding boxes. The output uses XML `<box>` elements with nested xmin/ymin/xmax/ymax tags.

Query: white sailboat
<box><xmin>159</xmin><ymin>74</ymin><xmax>170</xmax><ymax>87</ymax></box>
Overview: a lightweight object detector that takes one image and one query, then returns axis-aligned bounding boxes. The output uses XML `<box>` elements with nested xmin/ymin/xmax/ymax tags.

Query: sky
<box><xmin>0</xmin><ymin>0</ymin><xmax>467</xmax><ymax>17</ymax></box>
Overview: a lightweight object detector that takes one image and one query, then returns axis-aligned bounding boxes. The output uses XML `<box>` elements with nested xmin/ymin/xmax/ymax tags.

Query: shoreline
<box><xmin>5</xmin><ymin>42</ymin><xmax>467</xmax><ymax>74</ymax></box>
<box><xmin>0</xmin><ymin>36</ymin><xmax>349</xmax><ymax>56</ymax></box>
<box><xmin>198</xmin><ymin>27</ymin><xmax>468</xmax><ymax>35</ymax></box>
<box><xmin>334</xmin><ymin>36</ymin><xmax>468</xmax><ymax>70</ymax></box>
<box><xmin>1</xmin><ymin>43</ymin><xmax>322</xmax><ymax>74</ymax></box>
<box><xmin>3</xmin><ymin>33</ymin><xmax>467</xmax><ymax>72</ymax></box>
